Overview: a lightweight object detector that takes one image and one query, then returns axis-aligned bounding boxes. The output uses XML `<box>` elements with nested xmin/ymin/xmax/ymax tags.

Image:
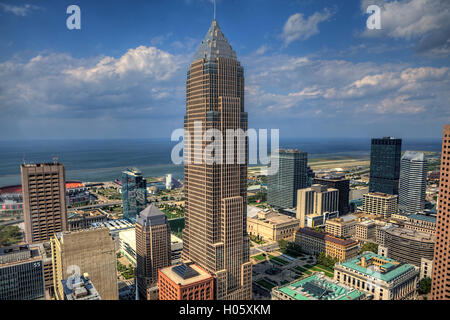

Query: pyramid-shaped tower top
<box><xmin>193</xmin><ymin>19</ymin><xmax>237</xmax><ymax>62</ymax></box>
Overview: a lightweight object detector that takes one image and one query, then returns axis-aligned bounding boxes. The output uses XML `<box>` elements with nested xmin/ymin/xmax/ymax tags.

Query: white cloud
<box><xmin>281</xmin><ymin>9</ymin><xmax>334</xmax><ymax>46</ymax></box>
<box><xmin>360</xmin><ymin>0</ymin><xmax>450</xmax><ymax>56</ymax></box>
<box><xmin>0</xmin><ymin>3</ymin><xmax>40</xmax><ymax>16</ymax></box>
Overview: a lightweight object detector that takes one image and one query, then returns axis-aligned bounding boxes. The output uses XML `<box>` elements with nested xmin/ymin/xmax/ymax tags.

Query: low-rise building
<box><xmin>363</xmin><ymin>192</ymin><xmax>398</xmax><ymax>219</ymax></box>
<box><xmin>272</xmin><ymin>273</ymin><xmax>367</xmax><ymax>300</ymax></box>
<box><xmin>334</xmin><ymin>252</ymin><xmax>419</xmax><ymax>300</ymax></box>
<box><xmin>355</xmin><ymin>220</ymin><xmax>376</xmax><ymax>243</ymax></box>
<box><xmin>404</xmin><ymin>214</ymin><xmax>436</xmax><ymax>235</ymax></box>
<box><xmin>247</xmin><ymin>210</ymin><xmax>300</xmax><ymax>241</ymax></box>
<box><xmin>294</xmin><ymin>228</ymin><xmax>358</xmax><ymax>262</ymax></box>
<box><xmin>325</xmin><ymin>215</ymin><xmax>357</xmax><ymax>238</ymax></box>
<box><xmin>377</xmin><ymin>225</ymin><xmax>434</xmax><ymax>267</ymax></box>
<box><xmin>420</xmin><ymin>258</ymin><xmax>433</xmax><ymax>279</ymax></box>
<box><xmin>68</xmin><ymin>209</ymin><xmax>108</xmax><ymax>231</ymax></box>
<box><xmin>158</xmin><ymin>262</ymin><xmax>214</xmax><ymax>300</ymax></box>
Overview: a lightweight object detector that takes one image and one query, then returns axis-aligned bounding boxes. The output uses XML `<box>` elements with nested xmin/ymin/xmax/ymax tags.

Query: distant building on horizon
<box><xmin>431</xmin><ymin>124</ymin><xmax>450</xmax><ymax>300</ymax></box>
<box><xmin>398</xmin><ymin>151</ymin><xmax>428</xmax><ymax>214</ymax></box>
<box><xmin>121</xmin><ymin>168</ymin><xmax>147</xmax><ymax>223</ymax></box>
<box><xmin>268</xmin><ymin>149</ymin><xmax>308</xmax><ymax>209</ymax></box>
<box><xmin>135</xmin><ymin>204</ymin><xmax>171</xmax><ymax>300</ymax></box>
<box><xmin>369</xmin><ymin>137</ymin><xmax>402</xmax><ymax>195</ymax></box>
<box><xmin>21</xmin><ymin>162</ymin><xmax>68</xmax><ymax>243</ymax></box>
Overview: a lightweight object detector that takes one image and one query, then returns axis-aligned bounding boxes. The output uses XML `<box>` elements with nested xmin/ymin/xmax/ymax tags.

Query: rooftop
<box><xmin>276</xmin><ymin>273</ymin><xmax>365</xmax><ymax>300</ymax></box>
<box><xmin>408</xmin><ymin>214</ymin><xmax>436</xmax><ymax>224</ymax></box>
<box><xmin>62</xmin><ymin>274</ymin><xmax>101</xmax><ymax>300</ymax></box>
<box><xmin>338</xmin><ymin>252</ymin><xmax>417</xmax><ymax>282</ymax></box>
<box><xmin>136</xmin><ymin>203</ymin><xmax>168</xmax><ymax>227</ymax></box>
<box><xmin>160</xmin><ymin>262</ymin><xmax>213</xmax><ymax>286</ymax></box>
<box><xmin>385</xmin><ymin>225</ymin><xmax>434</xmax><ymax>243</ymax></box>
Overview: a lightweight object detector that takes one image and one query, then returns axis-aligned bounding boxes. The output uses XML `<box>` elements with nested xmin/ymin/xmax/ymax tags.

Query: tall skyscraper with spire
<box><xmin>181</xmin><ymin>19</ymin><xmax>252</xmax><ymax>300</ymax></box>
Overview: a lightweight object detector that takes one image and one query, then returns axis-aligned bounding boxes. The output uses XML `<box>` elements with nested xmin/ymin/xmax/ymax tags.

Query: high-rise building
<box><xmin>431</xmin><ymin>124</ymin><xmax>450</xmax><ymax>300</ymax></box>
<box><xmin>61</xmin><ymin>273</ymin><xmax>102</xmax><ymax>300</ymax></box>
<box><xmin>268</xmin><ymin>149</ymin><xmax>308</xmax><ymax>209</ymax></box>
<box><xmin>121</xmin><ymin>168</ymin><xmax>147</xmax><ymax>223</ymax></box>
<box><xmin>181</xmin><ymin>19</ymin><xmax>252</xmax><ymax>300</ymax></box>
<box><xmin>297</xmin><ymin>184</ymin><xmax>339</xmax><ymax>228</ymax></box>
<box><xmin>313</xmin><ymin>176</ymin><xmax>350</xmax><ymax>215</ymax></box>
<box><xmin>0</xmin><ymin>244</ymin><xmax>46</xmax><ymax>300</ymax></box>
<box><xmin>369</xmin><ymin>137</ymin><xmax>402</xmax><ymax>195</ymax></box>
<box><xmin>51</xmin><ymin>228</ymin><xmax>118</xmax><ymax>300</ymax></box>
<box><xmin>135</xmin><ymin>204</ymin><xmax>171</xmax><ymax>300</ymax></box>
<box><xmin>21</xmin><ymin>162</ymin><xmax>68</xmax><ymax>243</ymax></box>
<box><xmin>362</xmin><ymin>192</ymin><xmax>398</xmax><ymax>219</ymax></box>
<box><xmin>398</xmin><ymin>151</ymin><xmax>428</xmax><ymax>214</ymax></box>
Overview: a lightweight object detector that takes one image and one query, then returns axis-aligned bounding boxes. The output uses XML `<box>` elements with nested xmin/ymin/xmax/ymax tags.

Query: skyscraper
<box><xmin>51</xmin><ymin>228</ymin><xmax>118</xmax><ymax>300</ymax></box>
<box><xmin>369</xmin><ymin>137</ymin><xmax>402</xmax><ymax>195</ymax></box>
<box><xmin>21</xmin><ymin>162</ymin><xmax>68</xmax><ymax>243</ymax></box>
<box><xmin>135</xmin><ymin>204</ymin><xmax>171</xmax><ymax>300</ymax></box>
<box><xmin>431</xmin><ymin>124</ymin><xmax>450</xmax><ymax>300</ymax></box>
<box><xmin>268</xmin><ymin>149</ymin><xmax>308</xmax><ymax>209</ymax></box>
<box><xmin>398</xmin><ymin>151</ymin><xmax>428</xmax><ymax>214</ymax></box>
<box><xmin>297</xmin><ymin>184</ymin><xmax>339</xmax><ymax>228</ymax></box>
<box><xmin>181</xmin><ymin>19</ymin><xmax>252</xmax><ymax>300</ymax></box>
<box><xmin>121</xmin><ymin>168</ymin><xmax>147</xmax><ymax>223</ymax></box>
<box><xmin>313</xmin><ymin>176</ymin><xmax>350</xmax><ymax>215</ymax></box>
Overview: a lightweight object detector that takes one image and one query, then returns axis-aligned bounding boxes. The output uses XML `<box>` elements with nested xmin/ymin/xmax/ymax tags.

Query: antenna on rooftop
<box><xmin>52</xmin><ymin>155</ymin><xmax>59</xmax><ymax>164</ymax></box>
<box><xmin>213</xmin><ymin>0</ymin><xmax>216</xmax><ymax>20</ymax></box>
<box><xmin>23</xmin><ymin>154</ymin><xmax>26</xmax><ymax>165</ymax></box>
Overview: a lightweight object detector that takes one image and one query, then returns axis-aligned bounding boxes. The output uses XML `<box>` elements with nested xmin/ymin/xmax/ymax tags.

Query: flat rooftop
<box><xmin>338</xmin><ymin>252</ymin><xmax>416</xmax><ymax>282</ymax></box>
<box><xmin>385</xmin><ymin>226</ymin><xmax>434</xmax><ymax>243</ymax></box>
<box><xmin>277</xmin><ymin>273</ymin><xmax>365</xmax><ymax>300</ymax></box>
<box><xmin>160</xmin><ymin>262</ymin><xmax>213</xmax><ymax>286</ymax></box>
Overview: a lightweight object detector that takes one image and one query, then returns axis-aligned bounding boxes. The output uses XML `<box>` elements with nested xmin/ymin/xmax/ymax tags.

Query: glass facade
<box><xmin>0</xmin><ymin>259</ymin><xmax>45</xmax><ymax>300</ymax></box>
<box><xmin>369</xmin><ymin>137</ymin><xmax>402</xmax><ymax>195</ymax></box>
<box><xmin>268</xmin><ymin>149</ymin><xmax>308</xmax><ymax>209</ymax></box>
<box><xmin>121</xmin><ymin>168</ymin><xmax>147</xmax><ymax>223</ymax></box>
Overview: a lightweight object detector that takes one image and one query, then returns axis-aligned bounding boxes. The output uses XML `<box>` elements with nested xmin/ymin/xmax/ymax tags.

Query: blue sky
<box><xmin>0</xmin><ymin>0</ymin><xmax>449</xmax><ymax>140</ymax></box>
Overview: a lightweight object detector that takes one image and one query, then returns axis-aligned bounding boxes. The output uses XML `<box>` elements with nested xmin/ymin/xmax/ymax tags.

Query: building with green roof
<box><xmin>334</xmin><ymin>251</ymin><xmax>419</xmax><ymax>300</ymax></box>
<box><xmin>271</xmin><ymin>273</ymin><xmax>367</xmax><ymax>300</ymax></box>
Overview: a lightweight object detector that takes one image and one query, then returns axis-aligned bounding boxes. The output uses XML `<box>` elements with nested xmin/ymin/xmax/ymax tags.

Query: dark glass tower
<box><xmin>121</xmin><ymin>168</ymin><xmax>147</xmax><ymax>223</ymax></box>
<box><xmin>267</xmin><ymin>149</ymin><xmax>308</xmax><ymax>209</ymax></box>
<box><xmin>369</xmin><ymin>137</ymin><xmax>402</xmax><ymax>195</ymax></box>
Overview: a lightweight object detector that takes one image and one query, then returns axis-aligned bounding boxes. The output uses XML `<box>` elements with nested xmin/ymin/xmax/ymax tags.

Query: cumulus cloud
<box><xmin>0</xmin><ymin>3</ymin><xmax>40</xmax><ymax>16</ymax></box>
<box><xmin>281</xmin><ymin>9</ymin><xmax>334</xmax><ymax>46</ymax></box>
<box><xmin>0</xmin><ymin>46</ymin><xmax>187</xmax><ymax>124</ymax></box>
<box><xmin>360</xmin><ymin>0</ymin><xmax>450</xmax><ymax>56</ymax></box>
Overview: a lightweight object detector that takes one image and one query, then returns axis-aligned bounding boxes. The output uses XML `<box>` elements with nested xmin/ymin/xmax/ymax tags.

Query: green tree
<box><xmin>418</xmin><ymin>277</ymin><xmax>431</xmax><ymax>295</ymax></box>
<box><xmin>278</xmin><ymin>239</ymin><xmax>288</xmax><ymax>252</ymax></box>
<box><xmin>0</xmin><ymin>225</ymin><xmax>22</xmax><ymax>246</ymax></box>
<box><xmin>359</xmin><ymin>242</ymin><xmax>378</xmax><ymax>254</ymax></box>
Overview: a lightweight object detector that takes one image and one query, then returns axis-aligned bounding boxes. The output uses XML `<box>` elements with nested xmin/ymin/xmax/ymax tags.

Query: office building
<box><xmin>377</xmin><ymin>225</ymin><xmax>434</xmax><ymax>267</ymax></box>
<box><xmin>363</xmin><ymin>192</ymin><xmax>398</xmax><ymax>219</ymax></box>
<box><xmin>325</xmin><ymin>215</ymin><xmax>357</xmax><ymax>238</ymax></box>
<box><xmin>404</xmin><ymin>214</ymin><xmax>436</xmax><ymax>235</ymax></box>
<box><xmin>61</xmin><ymin>273</ymin><xmax>101</xmax><ymax>300</ymax></box>
<box><xmin>294</xmin><ymin>228</ymin><xmax>358</xmax><ymax>262</ymax></box>
<box><xmin>0</xmin><ymin>244</ymin><xmax>45</xmax><ymax>300</ymax></box>
<box><xmin>272</xmin><ymin>273</ymin><xmax>367</xmax><ymax>300</ymax></box>
<box><xmin>135</xmin><ymin>204</ymin><xmax>171</xmax><ymax>300</ymax></box>
<box><xmin>398</xmin><ymin>151</ymin><xmax>428</xmax><ymax>214</ymax></box>
<box><xmin>51</xmin><ymin>228</ymin><xmax>118</xmax><ymax>300</ymax></box>
<box><xmin>158</xmin><ymin>262</ymin><xmax>214</xmax><ymax>300</ymax></box>
<box><xmin>297</xmin><ymin>184</ymin><xmax>339</xmax><ymax>228</ymax></box>
<box><xmin>268</xmin><ymin>149</ymin><xmax>308</xmax><ymax>209</ymax></box>
<box><xmin>247</xmin><ymin>210</ymin><xmax>300</xmax><ymax>241</ymax></box>
<box><xmin>313</xmin><ymin>176</ymin><xmax>350</xmax><ymax>215</ymax></box>
<box><xmin>355</xmin><ymin>220</ymin><xmax>376</xmax><ymax>243</ymax></box>
<box><xmin>334</xmin><ymin>252</ymin><xmax>419</xmax><ymax>300</ymax></box>
<box><xmin>121</xmin><ymin>168</ymin><xmax>147</xmax><ymax>223</ymax></box>
<box><xmin>431</xmin><ymin>124</ymin><xmax>450</xmax><ymax>300</ymax></box>
<box><xmin>369</xmin><ymin>137</ymin><xmax>402</xmax><ymax>195</ymax></box>
<box><xmin>21</xmin><ymin>162</ymin><xmax>68</xmax><ymax>243</ymax></box>
<box><xmin>181</xmin><ymin>19</ymin><xmax>252</xmax><ymax>300</ymax></box>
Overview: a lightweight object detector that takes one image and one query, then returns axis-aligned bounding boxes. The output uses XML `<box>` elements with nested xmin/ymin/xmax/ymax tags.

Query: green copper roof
<box><xmin>339</xmin><ymin>252</ymin><xmax>416</xmax><ymax>282</ymax></box>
